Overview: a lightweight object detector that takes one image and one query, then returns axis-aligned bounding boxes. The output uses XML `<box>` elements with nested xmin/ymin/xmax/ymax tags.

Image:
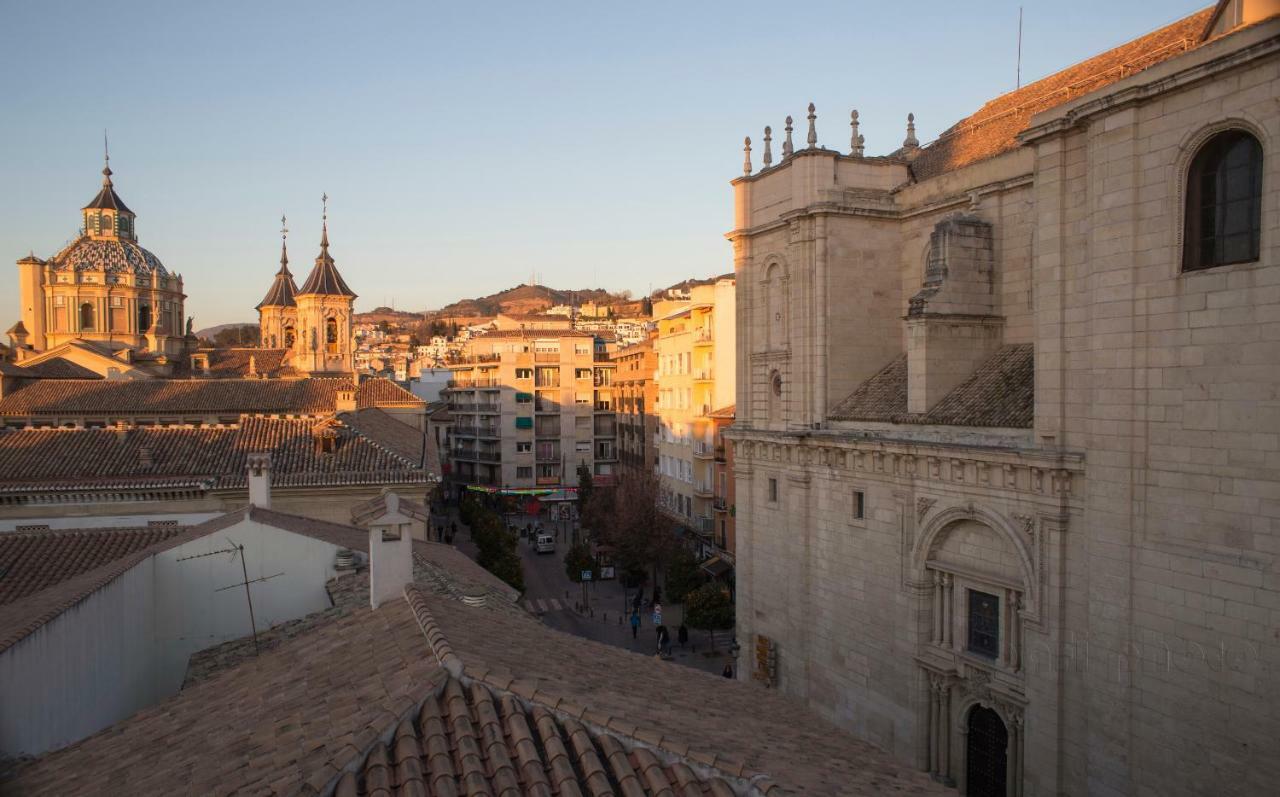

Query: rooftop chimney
<box><xmin>247</xmin><ymin>452</ymin><xmax>272</xmax><ymax>509</ymax></box>
<box><xmin>368</xmin><ymin>491</ymin><xmax>414</xmax><ymax>609</ymax></box>
<box><xmin>335</xmin><ymin>387</ymin><xmax>357</xmax><ymax>413</ymax></box>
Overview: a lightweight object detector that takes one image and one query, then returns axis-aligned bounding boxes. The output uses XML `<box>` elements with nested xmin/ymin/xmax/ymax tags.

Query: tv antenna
<box><xmin>177</xmin><ymin>539</ymin><xmax>284</xmax><ymax>655</ymax></box>
<box><xmin>1016</xmin><ymin>6</ymin><xmax>1024</xmax><ymax>89</ymax></box>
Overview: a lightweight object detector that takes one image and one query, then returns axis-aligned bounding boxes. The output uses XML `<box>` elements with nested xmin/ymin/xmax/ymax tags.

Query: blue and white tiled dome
<box><xmin>51</xmin><ymin>237</ymin><xmax>169</xmax><ymax>278</ymax></box>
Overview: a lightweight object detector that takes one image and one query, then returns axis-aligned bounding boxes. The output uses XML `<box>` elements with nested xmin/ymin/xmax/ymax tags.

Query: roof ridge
<box><xmin>402</xmin><ymin>585</ymin><xmax>777</xmax><ymax>792</ymax></box>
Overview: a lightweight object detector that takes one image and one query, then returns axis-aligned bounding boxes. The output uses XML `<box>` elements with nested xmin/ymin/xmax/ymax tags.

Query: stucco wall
<box><xmin>0</xmin><ymin>518</ymin><xmax>350</xmax><ymax>757</ymax></box>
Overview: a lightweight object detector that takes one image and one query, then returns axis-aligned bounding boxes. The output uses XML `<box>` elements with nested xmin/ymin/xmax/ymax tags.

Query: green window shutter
<box><xmin>515</xmin><ymin>417</ymin><xmax>533</xmax><ymax>429</ymax></box>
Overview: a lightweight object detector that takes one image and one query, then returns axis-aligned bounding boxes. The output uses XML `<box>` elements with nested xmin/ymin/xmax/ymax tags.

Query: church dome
<box><xmin>50</xmin><ymin>236</ymin><xmax>169</xmax><ymax>278</ymax></box>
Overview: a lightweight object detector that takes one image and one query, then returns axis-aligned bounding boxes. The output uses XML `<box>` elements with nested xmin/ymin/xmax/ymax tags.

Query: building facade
<box><xmin>611</xmin><ymin>335</ymin><xmax>658</xmax><ymax>478</ymax></box>
<box><xmin>12</xmin><ymin>160</ymin><xmax>189</xmax><ymax>364</ymax></box>
<box><xmin>444</xmin><ymin>330</ymin><xmax>617</xmax><ymax>492</ymax></box>
<box><xmin>655</xmin><ymin>278</ymin><xmax>735</xmax><ymax>554</ymax></box>
<box><xmin>727</xmin><ymin>4</ymin><xmax>1280</xmax><ymax>795</ymax></box>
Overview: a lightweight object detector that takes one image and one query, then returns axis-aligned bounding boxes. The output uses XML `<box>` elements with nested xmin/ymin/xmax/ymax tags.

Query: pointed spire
<box><xmin>782</xmin><ymin>116</ymin><xmax>794</xmax><ymax>158</ymax></box>
<box><xmin>279</xmin><ymin>213</ymin><xmax>290</xmax><ymax>272</ymax></box>
<box><xmin>319</xmin><ymin>193</ymin><xmax>330</xmax><ymax>251</ymax></box>
<box><xmin>763</xmin><ymin>126</ymin><xmax>773</xmax><ymax>168</ymax></box>
<box><xmin>807</xmin><ymin>103</ymin><xmax>818</xmax><ymax>149</ymax></box>
<box><xmin>743</xmin><ymin>136</ymin><xmax>752</xmax><ymax>175</ymax></box>
<box><xmin>903</xmin><ymin>112</ymin><xmax>919</xmax><ymax>150</ymax></box>
<box><xmin>850</xmin><ymin>110</ymin><xmax>865</xmax><ymax>156</ymax></box>
<box><xmin>102</xmin><ymin>129</ymin><xmax>112</xmax><ymax>187</ymax></box>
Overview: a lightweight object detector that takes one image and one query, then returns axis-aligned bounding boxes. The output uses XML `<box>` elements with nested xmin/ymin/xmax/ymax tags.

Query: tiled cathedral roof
<box><xmin>47</xmin><ymin>235</ymin><xmax>168</xmax><ymax>277</ymax></box>
<box><xmin>0</xmin><ymin>377</ymin><xmax>349</xmax><ymax>416</ymax></box>
<box><xmin>910</xmin><ymin>7</ymin><xmax>1214</xmax><ymax>181</ymax></box>
<box><xmin>82</xmin><ymin>180</ymin><xmax>133</xmax><ymax>214</ymax></box>
<box><xmin>830</xmin><ymin>344</ymin><xmax>1033</xmax><ymax>428</ymax></box>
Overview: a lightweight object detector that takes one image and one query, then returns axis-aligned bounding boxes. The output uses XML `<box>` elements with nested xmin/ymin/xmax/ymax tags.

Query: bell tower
<box><xmin>257</xmin><ymin>215</ymin><xmax>298</xmax><ymax>351</ymax></box>
<box><xmin>293</xmin><ymin>195</ymin><xmax>356</xmax><ymax>374</ymax></box>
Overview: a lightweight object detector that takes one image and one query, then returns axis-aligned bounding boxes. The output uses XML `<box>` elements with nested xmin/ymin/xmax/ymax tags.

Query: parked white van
<box><xmin>535</xmin><ymin>534</ymin><xmax>555</xmax><ymax>554</ymax></box>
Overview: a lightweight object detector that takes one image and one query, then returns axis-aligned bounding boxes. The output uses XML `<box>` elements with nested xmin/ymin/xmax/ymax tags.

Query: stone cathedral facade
<box><xmin>726</xmin><ymin>2</ymin><xmax>1279</xmax><ymax>795</ymax></box>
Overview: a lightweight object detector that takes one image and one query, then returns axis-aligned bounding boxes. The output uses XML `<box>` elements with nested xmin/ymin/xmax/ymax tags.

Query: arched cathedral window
<box><xmin>1184</xmin><ymin>129</ymin><xmax>1262</xmax><ymax>271</ymax></box>
<box><xmin>79</xmin><ymin>302</ymin><xmax>95</xmax><ymax>331</ymax></box>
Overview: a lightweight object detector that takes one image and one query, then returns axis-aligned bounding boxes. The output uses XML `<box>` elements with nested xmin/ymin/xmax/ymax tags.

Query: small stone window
<box><xmin>967</xmin><ymin>589</ymin><xmax>1000</xmax><ymax>659</ymax></box>
<box><xmin>852</xmin><ymin>490</ymin><xmax>865</xmax><ymax>520</ymax></box>
<box><xmin>768</xmin><ymin>477</ymin><xmax>778</xmax><ymax>503</ymax></box>
<box><xmin>1183</xmin><ymin>129</ymin><xmax>1263</xmax><ymax>271</ymax></box>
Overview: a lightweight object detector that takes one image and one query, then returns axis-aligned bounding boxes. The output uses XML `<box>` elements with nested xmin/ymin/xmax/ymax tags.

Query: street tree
<box><xmin>664</xmin><ymin>546</ymin><xmax>705</xmax><ymax>622</ymax></box>
<box><xmin>595</xmin><ymin>471</ymin><xmax>677</xmax><ymax>591</ymax></box>
<box><xmin>684</xmin><ymin>582</ymin><xmax>734</xmax><ymax>651</ymax></box>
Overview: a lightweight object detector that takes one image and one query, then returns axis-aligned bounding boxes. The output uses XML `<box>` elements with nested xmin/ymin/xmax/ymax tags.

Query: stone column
<box><xmin>941</xmin><ymin>573</ymin><xmax>954</xmax><ymax>648</ymax></box>
<box><xmin>932</xmin><ymin>570</ymin><xmax>944</xmax><ymax>645</ymax></box>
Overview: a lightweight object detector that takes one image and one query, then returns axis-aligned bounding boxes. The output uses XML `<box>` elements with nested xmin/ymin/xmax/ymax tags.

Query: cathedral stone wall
<box><xmin>729</xmin><ymin>16</ymin><xmax>1280</xmax><ymax>797</ymax></box>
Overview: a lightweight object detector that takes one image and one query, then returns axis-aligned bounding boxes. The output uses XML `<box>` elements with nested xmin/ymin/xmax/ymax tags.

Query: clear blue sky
<box><xmin>1</xmin><ymin>0</ymin><xmax>1208</xmax><ymax>327</ymax></box>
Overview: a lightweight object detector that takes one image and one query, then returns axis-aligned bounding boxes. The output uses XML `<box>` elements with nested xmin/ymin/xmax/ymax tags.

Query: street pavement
<box><xmin>438</xmin><ymin>509</ymin><xmax>737</xmax><ymax>677</ymax></box>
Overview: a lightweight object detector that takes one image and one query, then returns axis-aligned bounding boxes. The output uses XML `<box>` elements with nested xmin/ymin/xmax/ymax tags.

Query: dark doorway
<box><xmin>966</xmin><ymin>705</ymin><xmax>1008</xmax><ymax>797</ymax></box>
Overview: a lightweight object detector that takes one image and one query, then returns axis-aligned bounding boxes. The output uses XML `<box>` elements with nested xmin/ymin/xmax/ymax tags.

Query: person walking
<box><xmin>722</xmin><ymin>662</ymin><xmax>734</xmax><ymax>679</ymax></box>
<box><xmin>677</xmin><ymin>624</ymin><xmax>689</xmax><ymax>649</ymax></box>
<box><xmin>630</xmin><ymin>612</ymin><xmax>640</xmax><ymax>640</ymax></box>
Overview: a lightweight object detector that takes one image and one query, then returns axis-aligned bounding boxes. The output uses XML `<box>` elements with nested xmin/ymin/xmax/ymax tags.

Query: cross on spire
<box><xmin>279</xmin><ymin>213</ymin><xmax>289</xmax><ymax>269</ymax></box>
<box><xmin>320</xmin><ymin>193</ymin><xmax>330</xmax><ymax>249</ymax></box>
<box><xmin>102</xmin><ymin>129</ymin><xmax>113</xmax><ymax>186</ymax></box>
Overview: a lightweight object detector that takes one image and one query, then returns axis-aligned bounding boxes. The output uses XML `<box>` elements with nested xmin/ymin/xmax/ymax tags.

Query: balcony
<box><xmin>694</xmin><ymin>515</ymin><xmax>715</xmax><ymax>537</ymax></box>
<box><xmin>536</xmin><ymin>475</ymin><xmax>560</xmax><ymax>486</ymax></box>
<box><xmin>452</xmin><ymin>403</ymin><xmax>501</xmax><ymax>413</ymax></box>
<box><xmin>534</xmin><ymin>352</ymin><xmax>561</xmax><ymax>363</ymax></box>
<box><xmin>693</xmin><ymin>369</ymin><xmax>713</xmax><ymax>382</ymax></box>
<box><xmin>693</xmin><ymin>482</ymin><xmax>714</xmax><ymax>498</ymax></box>
<box><xmin>445</xmin><ymin>353</ymin><xmax>502</xmax><ymax>366</ymax></box>
<box><xmin>714</xmin><ymin>444</ymin><xmax>726</xmax><ymax>462</ymax></box>
<box><xmin>694</xmin><ymin>328</ymin><xmax>713</xmax><ymax>345</ymax></box>
<box><xmin>693</xmin><ymin>441</ymin><xmax>714</xmax><ymax>459</ymax></box>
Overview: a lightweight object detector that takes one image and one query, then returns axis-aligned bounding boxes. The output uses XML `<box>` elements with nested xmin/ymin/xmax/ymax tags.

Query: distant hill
<box><xmin>194</xmin><ymin>322</ymin><xmax>256</xmax><ymax>340</ymax></box>
<box><xmin>426</xmin><ymin>284</ymin><xmax>629</xmax><ymax>320</ymax></box>
<box><xmin>354</xmin><ymin>307</ymin><xmax>425</xmax><ymax>324</ymax></box>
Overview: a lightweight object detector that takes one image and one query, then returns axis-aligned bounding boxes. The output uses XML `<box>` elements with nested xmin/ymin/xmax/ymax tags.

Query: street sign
<box><xmin>652</xmin><ymin>603</ymin><xmax>662</xmax><ymax>625</ymax></box>
<box><xmin>581</xmin><ymin>570</ymin><xmax>593</xmax><ymax>581</ymax></box>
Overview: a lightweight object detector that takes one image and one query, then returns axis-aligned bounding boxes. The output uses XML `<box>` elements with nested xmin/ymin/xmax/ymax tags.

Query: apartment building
<box><xmin>654</xmin><ymin>277</ymin><xmax>735</xmax><ymax>555</ymax></box>
<box><xmin>611</xmin><ymin>335</ymin><xmax>658</xmax><ymax>479</ymax></box>
<box><xmin>444</xmin><ymin>329</ymin><xmax>617</xmax><ymax>493</ymax></box>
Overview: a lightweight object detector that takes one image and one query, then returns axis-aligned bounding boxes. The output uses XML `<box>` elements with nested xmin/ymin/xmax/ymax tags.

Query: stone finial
<box><xmin>904</xmin><ymin>112</ymin><xmax>920</xmax><ymax>149</ymax></box>
<box><xmin>806</xmin><ymin>102</ymin><xmax>818</xmax><ymax>148</ymax></box>
<box><xmin>782</xmin><ymin>116</ymin><xmax>794</xmax><ymax>158</ymax></box>
<box><xmin>743</xmin><ymin>136</ymin><xmax>752</xmax><ymax>175</ymax></box>
<box><xmin>763</xmin><ymin>126</ymin><xmax>773</xmax><ymax>168</ymax></box>
<box><xmin>850</xmin><ymin>110</ymin><xmax>865</xmax><ymax>156</ymax></box>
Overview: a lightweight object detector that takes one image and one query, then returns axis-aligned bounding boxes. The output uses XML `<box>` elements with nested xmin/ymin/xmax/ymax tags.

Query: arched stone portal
<box><xmin>966</xmin><ymin>705</ymin><xmax>1008</xmax><ymax>797</ymax></box>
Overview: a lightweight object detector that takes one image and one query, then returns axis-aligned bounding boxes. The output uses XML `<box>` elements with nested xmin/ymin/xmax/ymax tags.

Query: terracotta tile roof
<box><xmin>176</xmin><ymin>348</ymin><xmax>297</xmax><ymax>378</ymax></box>
<box><xmin>0</xmin><ymin>511</ymin><xmax>247</xmax><ymax>655</ymax></box>
<box><xmin>910</xmin><ymin>8</ymin><xmax>1213</xmax><ymax>181</ymax></box>
<box><xmin>355</xmin><ymin>377</ymin><xmax>426</xmax><ymax>408</ymax></box>
<box><xmin>5</xmin><ymin>597</ymin><xmax>442</xmax><ymax>796</ymax></box>
<box><xmin>0</xmin><ymin>377</ymin><xmax>352</xmax><ymax>416</ymax></box>
<box><xmin>421</xmin><ymin>591</ymin><xmax>947</xmax><ymax>795</ymax></box>
<box><xmin>339</xmin><ymin>407</ymin><xmax>437</xmax><ymax>477</ymax></box>
<box><xmin>5</xmin><ymin>567</ymin><xmax>942</xmax><ymax>795</ymax></box>
<box><xmin>0</xmin><ymin>415</ymin><xmax>431</xmax><ymax>496</ymax></box>
<box><xmin>0</xmin><ymin>358</ymin><xmax>102</xmax><ymax>379</ymax></box>
<box><xmin>829</xmin><ymin>344</ymin><xmax>1033</xmax><ymax>428</ymax></box>
<box><xmin>707</xmin><ymin>404</ymin><xmax>736</xmax><ymax>420</ymax></box>
<box><xmin>0</xmin><ymin>526</ymin><xmax>184</xmax><ymax>607</ymax></box>
<box><xmin>472</xmin><ymin>328</ymin><xmax>596</xmax><ymax>339</ymax></box>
